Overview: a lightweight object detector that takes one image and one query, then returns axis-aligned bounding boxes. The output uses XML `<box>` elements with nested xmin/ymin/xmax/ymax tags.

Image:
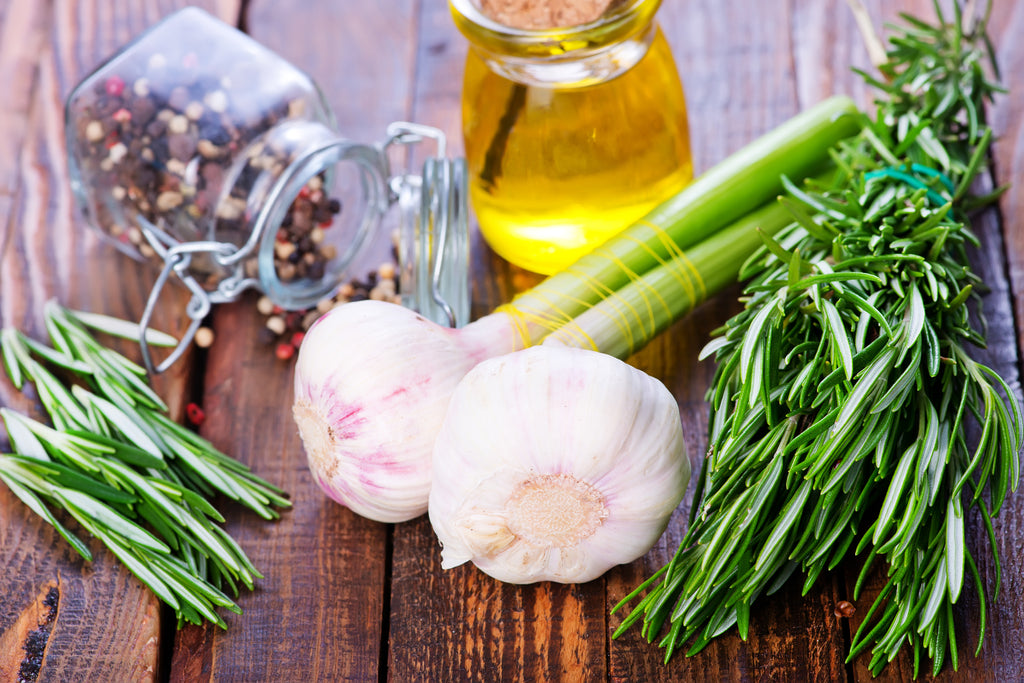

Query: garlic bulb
<box><xmin>428</xmin><ymin>344</ymin><xmax>689</xmax><ymax>584</ymax></box>
<box><xmin>292</xmin><ymin>300</ymin><xmax>524</xmax><ymax>523</ymax></box>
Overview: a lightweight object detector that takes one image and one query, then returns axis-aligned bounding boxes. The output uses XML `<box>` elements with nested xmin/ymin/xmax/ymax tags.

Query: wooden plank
<box><xmin>384</xmin><ymin>2</ymin><xmax>609</xmax><ymax>681</ymax></box>
<box><xmin>827</xmin><ymin>3</ymin><xmax>1024</xmax><ymax>682</ymax></box>
<box><xmin>166</xmin><ymin>2</ymin><xmax>419</xmax><ymax>680</ymax></box>
<box><xmin>0</xmin><ymin>1</ymin><xmax>239</xmax><ymax>681</ymax></box>
<box><xmin>607</xmin><ymin>0</ymin><xmax>854</xmax><ymax>679</ymax></box>
<box><xmin>392</xmin><ymin>522</ymin><xmax>608</xmax><ymax>681</ymax></box>
<box><xmin>168</xmin><ymin>303</ymin><xmax>390</xmax><ymax>682</ymax></box>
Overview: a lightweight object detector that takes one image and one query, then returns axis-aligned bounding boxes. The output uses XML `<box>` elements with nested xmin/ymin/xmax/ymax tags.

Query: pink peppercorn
<box><xmin>185</xmin><ymin>402</ymin><xmax>206</xmax><ymax>426</ymax></box>
<box><xmin>275</xmin><ymin>342</ymin><xmax>296</xmax><ymax>360</ymax></box>
<box><xmin>112</xmin><ymin>108</ymin><xmax>132</xmax><ymax>124</ymax></box>
<box><xmin>104</xmin><ymin>76</ymin><xmax>125</xmax><ymax>97</ymax></box>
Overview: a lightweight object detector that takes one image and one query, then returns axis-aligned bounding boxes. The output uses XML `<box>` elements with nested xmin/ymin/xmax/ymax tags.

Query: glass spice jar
<box><xmin>451</xmin><ymin>0</ymin><xmax>693</xmax><ymax>275</ymax></box>
<box><xmin>65</xmin><ymin>7</ymin><xmax>468</xmax><ymax>372</ymax></box>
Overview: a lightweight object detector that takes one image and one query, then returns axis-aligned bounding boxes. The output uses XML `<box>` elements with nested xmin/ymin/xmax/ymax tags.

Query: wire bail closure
<box><xmin>384</xmin><ymin>122</ymin><xmax>470</xmax><ymax>329</ymax></box>
<box><xmin>136</xmin><ymin>122</ymin><xmax>469</xmax><ymax>375</ymax></box>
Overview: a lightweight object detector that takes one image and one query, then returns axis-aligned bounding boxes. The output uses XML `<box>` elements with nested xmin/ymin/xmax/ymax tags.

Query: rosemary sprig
<box><xmin>614</xmin><ymin>2</ymin><xmax>1020</xmax><ymax>675</ymax></box>
<box><xmin>0</xmin><ymin>302</ymin><xmax>290</xmax><ymax>628</ymax></box>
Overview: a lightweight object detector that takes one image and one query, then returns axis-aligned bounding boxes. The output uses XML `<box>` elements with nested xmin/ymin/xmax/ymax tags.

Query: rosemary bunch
<box><xmin>0</xmin><ymin>301</ymin><xmax>289</xmax><ymax>628</ymax></box>
<box><xmin>614</xmin><ymin>2</ymin><xmax>1021</xmax><ymax>676</ymax></box>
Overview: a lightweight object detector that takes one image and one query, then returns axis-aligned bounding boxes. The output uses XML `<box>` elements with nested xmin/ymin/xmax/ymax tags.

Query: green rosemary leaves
<box><xmin>0</xmin><ymin>301</ymin><xmax>289</xmax><ymax>628</ymax></box>
<box><xmin>615</xmin><ymin>3</ymin><xmax>1020</xmax><ymax>676</ymax></box>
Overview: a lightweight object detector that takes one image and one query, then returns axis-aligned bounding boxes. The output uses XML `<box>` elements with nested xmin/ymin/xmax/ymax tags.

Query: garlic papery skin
<box><xmin>428</xmin><ymin>344</ymin><xmax>689</xmax><ymax>584</ymax></box>
<box><xmin>292</xmin><ymin>299</ymin><xmax>524</xmax><ymax>523</ymax></box>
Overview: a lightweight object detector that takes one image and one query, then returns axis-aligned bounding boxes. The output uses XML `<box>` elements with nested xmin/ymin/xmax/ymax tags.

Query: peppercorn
<box><xmin>256</xmin><ymin>296</ymin><xmax>275</xmax><ymax>316</ymax></box>
<box><xmin>266</xmin><ymin>315</ymin><xmax>287</xmax><ymax>335</ymax></box>
<box><xmin>185</xmin><ymin>402</ymin><xmax>206</xmax><ymax>426</ymax></box>
<box><xmin>194</xmin><ymin>326</ymin><xmax>215</xmax><ymax>348</ymax></box>
<box><xmin>835</xmin><ymin>601</ymin><xmax>856</xmax><ymax>618</ymax></box>
<box><xmin>104</xmin><ymin>75</ymin><xmax>126</xmax><ymax>97</ymax></box>
<box><xmin>72</xmin><ymin>66</ymin><xmax>347</xmax><ymax>302</ymax></box>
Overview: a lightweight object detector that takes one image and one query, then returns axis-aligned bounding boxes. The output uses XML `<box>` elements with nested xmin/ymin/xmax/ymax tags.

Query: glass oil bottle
<box><xmin>452</xmin><ymin>0</ymin><xmax>692</xmax><ymax>274</ymax></box>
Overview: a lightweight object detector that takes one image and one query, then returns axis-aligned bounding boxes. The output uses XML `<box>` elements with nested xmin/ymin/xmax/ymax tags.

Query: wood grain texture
<box><xmin>391</xmin><ymin>517</ymin><xmax>607</xmax><ymax>682</ymax></box>
<box><xmin>168</xmin><ymin>300</ymin><xmax>388</xmax><ymax>682</ymax></box>
<box><xmin>981</xmin><ymin>1</ymin><xmax>1024</xmax><ymax>679</ymax></box>
<box><xmin>0</xmin><ymin>2</ymin><xmax>238</xmax><ymax>682</ymax></box>
<box><xmin>992</xmin><ymin>0</ymin><xmax>1024</xmax><ymax>341</ymax></box>
<box><xmin>0</xmin><ymin>580</ymin><xmax>59</xmax><ymax>683</ymax></box>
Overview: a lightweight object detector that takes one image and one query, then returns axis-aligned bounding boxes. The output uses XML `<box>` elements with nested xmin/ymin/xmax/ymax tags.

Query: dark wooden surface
<box><xmin>1</xmin><ymin>1</ymin><xmax>1022</xmax><ymax>681</ymax></box>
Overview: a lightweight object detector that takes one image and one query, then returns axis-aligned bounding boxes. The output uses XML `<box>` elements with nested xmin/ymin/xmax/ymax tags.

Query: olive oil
<box><xmin>462</xmin><ymin>29</ymin><xmax>692</xmax><ymax>274</ymax></box>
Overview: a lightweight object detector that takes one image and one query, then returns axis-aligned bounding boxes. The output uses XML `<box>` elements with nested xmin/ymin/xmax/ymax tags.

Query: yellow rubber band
<box><xmin>635</xmin><ymin>218</ymin><xmax>707</xmax><ymax>301</ymax></box>
<box><xmin>495</xmin><ymin>218</ymin><xmax>708</xmax><ymax>352</ymax></box>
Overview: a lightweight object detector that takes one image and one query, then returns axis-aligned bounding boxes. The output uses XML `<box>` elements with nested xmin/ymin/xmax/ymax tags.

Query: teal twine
<box><xmin>863</xmin><ymin>164</ymin><xmax>955</xmax><ymax>207</ymax></box>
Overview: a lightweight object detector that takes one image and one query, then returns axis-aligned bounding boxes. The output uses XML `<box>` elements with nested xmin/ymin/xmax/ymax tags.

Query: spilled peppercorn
<box><xmin>255</xmin><ymin>260</ymin><xmax>402</xmax><ymax>360</ymax></box>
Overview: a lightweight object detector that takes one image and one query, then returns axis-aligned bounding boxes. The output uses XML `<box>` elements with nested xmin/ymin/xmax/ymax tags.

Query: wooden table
<box><xmin>1</xmin><ymin>1</ymin><xmax>1022</xmax><ymax>681</ymax></box>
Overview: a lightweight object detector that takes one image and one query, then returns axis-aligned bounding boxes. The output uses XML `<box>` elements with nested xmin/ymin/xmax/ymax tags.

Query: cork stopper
<box><xmin>475</xmin><ymin>0</ymin><xmax>623</xmax><ymax>30</ymax></box>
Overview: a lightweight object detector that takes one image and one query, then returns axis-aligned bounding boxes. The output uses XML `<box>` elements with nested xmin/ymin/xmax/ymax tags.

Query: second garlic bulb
<box><xmin>428</xmin><ymin>345</ymin><xmax>690</xmax><ymax>584</ymax></box>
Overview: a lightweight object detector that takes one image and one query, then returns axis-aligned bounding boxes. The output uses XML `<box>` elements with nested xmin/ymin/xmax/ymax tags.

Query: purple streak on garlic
<box><xmin>428</xmin><ymin>344</ymin><xmax>690</xmax><ymax>584</ymax></box>
<box><xmin>292</xmin><ymin>300</ymin><xmax>525</xmax><ymax>523</ymax></box>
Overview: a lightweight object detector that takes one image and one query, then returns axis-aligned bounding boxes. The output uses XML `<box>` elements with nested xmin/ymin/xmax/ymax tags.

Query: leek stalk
<box><xmin>543</xmin><ymin>200</ymin><xmax>793</xmax><ymax>359</ymax></box>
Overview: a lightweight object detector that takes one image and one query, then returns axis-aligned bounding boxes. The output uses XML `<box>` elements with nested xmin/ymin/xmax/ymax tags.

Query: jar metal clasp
<box><xmin>382</xmin><ymin>122</ymin><xmax>469</xmax><ymax>330</ymax></box>
<box><xmin>136</xmin><ymin>231</ymin><xmax>240</xmax><ymax>375</ymax></box>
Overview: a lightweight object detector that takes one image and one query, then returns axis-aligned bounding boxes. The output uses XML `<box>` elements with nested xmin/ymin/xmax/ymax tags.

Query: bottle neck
<box><xmin>475</xmin><ymin>21</ymin><xmax>657</xmax><ymax>88</ymax></box>
<box><xmin>451</xmin><ymin>0</ymin><xmax>661</xmax><ymax>88</ymax></box>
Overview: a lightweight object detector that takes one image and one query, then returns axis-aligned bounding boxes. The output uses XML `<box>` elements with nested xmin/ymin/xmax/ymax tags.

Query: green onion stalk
<box><xmin>541</xmin><ymin>201</ymin><xmax>790</xmax><ymax>359</ymax></box>
<box><xmin>612</xmin><ymin>2</ymin><xmax>1021</xmax><ymax>677</ymax></box>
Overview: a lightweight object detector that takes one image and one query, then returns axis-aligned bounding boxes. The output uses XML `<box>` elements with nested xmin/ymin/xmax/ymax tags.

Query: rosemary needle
<box><xmin>615</xmin><ymin>2</ymin><xmax>1021</xmax><ymax>676</ymax></box>
<box><xmin>0</xmin><ymin>302</ymin><xmax>289</xmax><ymax>628</ymax></box>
